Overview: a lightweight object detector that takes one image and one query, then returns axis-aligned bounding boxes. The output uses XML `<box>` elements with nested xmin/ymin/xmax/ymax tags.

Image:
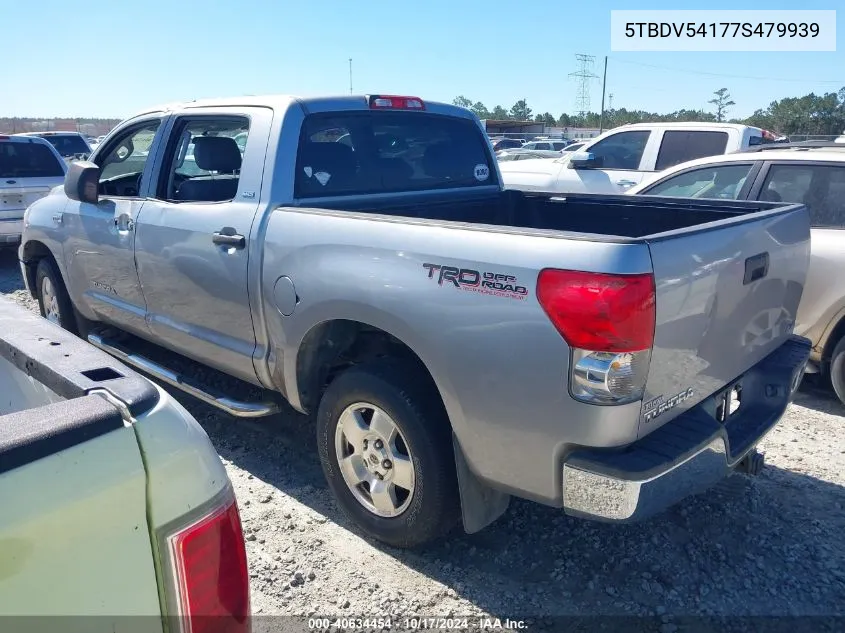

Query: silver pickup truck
<box><xmin>20</xmin><ymin>94</ymin><xmax>812</xmax><ymax>548</ymax></box>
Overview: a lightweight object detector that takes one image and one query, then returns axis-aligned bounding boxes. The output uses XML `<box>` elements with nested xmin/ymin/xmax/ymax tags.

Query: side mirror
<box><xmin>568</xmin><ymin>151</ymin><xmax>600</xmax><ymax>169</ymax></box>
<box><xmin>64</xmin><ymin>161</ymin><xmax>100</xmax><ymax>205</ymax></box>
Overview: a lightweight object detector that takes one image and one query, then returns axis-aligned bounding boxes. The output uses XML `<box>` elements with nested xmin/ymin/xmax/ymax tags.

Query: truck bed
<box><xmin>0</xmin><ymin>298</ymin><xmax>165</xmax><ymax>621</ymax></box>
<box><xmin>270</xmin><ymin>188</ymin><xmax>810</xmax><ymax>503</ymax></box>
<box><xmin>0</xmin><ymin>297</ymin><xmax>159</xmax><ymax>472</ymax></box>
<box><xmin>297</xmin><ymin>189</ymin><xmax>795</xmax><ymax>241</ymax></box>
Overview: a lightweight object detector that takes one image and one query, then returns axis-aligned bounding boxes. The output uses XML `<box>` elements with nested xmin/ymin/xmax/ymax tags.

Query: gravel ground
<box><xmin>3</xmin><ymin>249</ymin><xmax>844</xmax><ymax>630</ymax></box>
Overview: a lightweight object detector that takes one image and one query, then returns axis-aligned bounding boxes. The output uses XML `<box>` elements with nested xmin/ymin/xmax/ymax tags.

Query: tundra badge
<box><xmin>642</xmin><ymin>388</ymin><xmax>695</xmax><ymax>423</ymax></box>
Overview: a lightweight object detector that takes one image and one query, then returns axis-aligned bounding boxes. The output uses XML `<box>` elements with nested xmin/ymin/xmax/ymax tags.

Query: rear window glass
<box><xmin>40</xmin><ymin>134</ymin><xmax>90</xmax><ymax>157</ymax></box>
<box><xmin>295</xmin><ymin>112</ymin><xmax>497</xmax><ymax>198</ymax></box>
<box><xmin>655</xmin><ymin>131</ymin><xmax>729</xmax><ymax>171</ymax></box>
<box><xmin>0</xmin><ymin>141</ymin><xmax>65</xmax><ymax>178</ymax></box>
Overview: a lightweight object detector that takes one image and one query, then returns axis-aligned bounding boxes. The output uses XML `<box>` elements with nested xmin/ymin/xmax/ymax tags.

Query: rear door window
<box><xmin>295</xmin><ymin>112</ymin><xmax>497</xmax><ymax>197</ymax></box>
<box><xmin>0</xmin><ymin>141</ymin><xmax>65</xmax><ymax>178</ymax></box>
<box><xmin>655</xmin><ymin>131</ymin><xmax>729</xmax><ymax>171</ymax></box>
<box><xmin>759</xmin><ymin>163</ymin><xmax>845</xmax><ymax>228</ymax></box>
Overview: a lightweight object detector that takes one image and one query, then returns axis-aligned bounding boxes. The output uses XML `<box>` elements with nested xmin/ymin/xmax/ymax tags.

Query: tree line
<box><xmin>454</xmin><ymin>87</ymin><xmax>845</xmax><ymax>136</ymax></box>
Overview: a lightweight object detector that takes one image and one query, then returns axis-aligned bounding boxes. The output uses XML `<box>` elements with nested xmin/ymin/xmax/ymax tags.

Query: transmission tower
<box><xmin>569</xmin><ymin>54</ymin><xmax>598</xmax><ymax>117</ymax></box>
<box><xmin>608</xmin><ymin>93</ymin><xmax>614</xmax><ymax>110</ymax></box>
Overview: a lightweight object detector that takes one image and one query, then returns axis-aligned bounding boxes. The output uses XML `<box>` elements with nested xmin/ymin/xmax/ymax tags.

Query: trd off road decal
<box><xmin>422</xmin><ymin>263</ymin><xmax>528</xmax><ymax>300</ymax></box>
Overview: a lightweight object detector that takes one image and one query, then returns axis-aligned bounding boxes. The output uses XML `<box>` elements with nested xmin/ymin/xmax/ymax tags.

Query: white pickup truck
<box><xmin>0</xmin><ymin>297</ymin><xmax>250</xmax><ymax>631</ymax></box>
<box><xmin>499</xmin><ymin>122</ymin><xmax>780</xmax><ymax>194</ymax></box>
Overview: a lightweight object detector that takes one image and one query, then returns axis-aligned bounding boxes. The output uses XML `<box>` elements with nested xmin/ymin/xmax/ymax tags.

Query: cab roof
<box><xmin>129</xmin><ymin>94</ymin><xmax>464</xmax><ymax>120</ymax></box>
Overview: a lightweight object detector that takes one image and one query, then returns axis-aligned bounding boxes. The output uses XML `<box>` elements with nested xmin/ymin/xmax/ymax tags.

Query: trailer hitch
<box><xmin>735</xmin><ymin>449</ymin><xmax>765</xmax><ymax>476</ymax></box>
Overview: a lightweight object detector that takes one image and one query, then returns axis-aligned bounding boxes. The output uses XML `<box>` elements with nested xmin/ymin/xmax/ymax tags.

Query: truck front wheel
<box><xmin>35</xmin><ymin>258</ymin><xmax>77</xmax><ymax>334</ymax></box>
<box><xmin>316</xmin><ymin>359</ymin><xmax>460</xmax><ymax>548</ymax></box>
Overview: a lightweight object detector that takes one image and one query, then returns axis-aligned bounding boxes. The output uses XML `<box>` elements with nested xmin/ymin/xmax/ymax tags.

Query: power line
<box><xmin>607</xmin><ymin>57</ymin><xmax>844</xmax><ymax>84</ymax></box>
<box><xmin>569</xmin><ymin>54</ymin><xmax>599</xmax><ymax>117</ymax></box>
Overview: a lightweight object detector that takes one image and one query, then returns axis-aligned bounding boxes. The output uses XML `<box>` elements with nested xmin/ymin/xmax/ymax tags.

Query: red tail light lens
<box><xmin>537</xmin><ymin>269</ymin><xmax>655</xmax><ymax>353</ymax></box>
<box><xmin>169</xmin><ymin>496</ymin><xmax>250</xmax><ymax>633</ymax></box>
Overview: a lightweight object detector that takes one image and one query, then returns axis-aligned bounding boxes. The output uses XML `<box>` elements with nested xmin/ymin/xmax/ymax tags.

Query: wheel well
<box><xmin>823</xmin><ymin>315</ymin><xmax>845</xmax><ymax>365</ymax></box>
<box><xmin>295</xmin><ymin>320</ymin><xmax>440</xmax><ymax>415</ymax></box>
<box><xmin>19</xmin><ymin>241</ymin><xmax>54</xmax><ymax>298</ymax></box>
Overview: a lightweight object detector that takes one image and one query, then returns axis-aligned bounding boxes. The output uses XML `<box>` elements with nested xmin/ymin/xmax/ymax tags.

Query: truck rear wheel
<box><xmin>316</xmin><ymin>359</ymin><xmax>460</xmax><ymax>548</ymax></box>
<box><xmin>35</xmin><ymin>258</ymin><xmax>77</xmax><ymax>334</ymax></box>
<box><xmin>829</xmin><ymin>336</ymin><xmax>845</xmax><ymax>406</ymax></box>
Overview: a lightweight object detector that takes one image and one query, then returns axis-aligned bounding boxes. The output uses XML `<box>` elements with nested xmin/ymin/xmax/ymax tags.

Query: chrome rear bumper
<box><xmin>562</xmin><ymin>335</ymin><xmax>811</xmax><ymax>522</ymax></box>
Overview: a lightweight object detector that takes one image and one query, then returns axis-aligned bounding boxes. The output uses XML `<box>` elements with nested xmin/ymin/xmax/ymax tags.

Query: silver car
<box><xmin>628</xmin><ymin>142</ymin><xmax>845</xmax><ymax>404</ymax></box>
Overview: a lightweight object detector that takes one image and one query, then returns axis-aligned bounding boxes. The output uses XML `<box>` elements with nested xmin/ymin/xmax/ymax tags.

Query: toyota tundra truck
<box><xmin>19</xmin><ymin>93</ymin><xmax>811</xmax><ymax>548</ymax></box>
<box><xmin>0</xmin><ymin>297</ymin><xmax>250</xmax><ymax>631</ymax></box>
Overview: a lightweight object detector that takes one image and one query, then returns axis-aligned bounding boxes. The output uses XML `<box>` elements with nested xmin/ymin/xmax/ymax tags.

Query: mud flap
<box><xmin>452</xmin><ymin>434</ymin><xmax>510</xmax><ymax>533</ymax></box>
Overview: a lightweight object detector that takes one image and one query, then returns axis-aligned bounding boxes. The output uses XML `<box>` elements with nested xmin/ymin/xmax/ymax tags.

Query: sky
<box><xmin>3</xmin><ymin>0</ymin><xmax>843</xmax><ymax>120</ymax></box>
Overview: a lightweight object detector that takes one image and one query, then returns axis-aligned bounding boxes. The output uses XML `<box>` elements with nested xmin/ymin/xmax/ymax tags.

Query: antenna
<box><xmin>348</xmin><ymin>58</ymin><xmax>353</xmax><ymax>95</ymax></box>
<box><xmin>568</xmin><ymin>54</ymin><xmax>598</xmax><ymax>118</ymax></box>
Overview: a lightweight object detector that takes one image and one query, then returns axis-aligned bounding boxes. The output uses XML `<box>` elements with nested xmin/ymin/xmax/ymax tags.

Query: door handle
<box><xmin>114</xmin><ymin>216</ymin><xmax>134</xmax><ymax>231</ymax></box>
<box><xmin>212</xmin><ymin>230</ymin><xmax>246</xmax><ymax>249</ymax></box>
<box><xmin>616</xmin><ymin>179</ymin><xmax>638</xmax><ymax>188</ymax></box>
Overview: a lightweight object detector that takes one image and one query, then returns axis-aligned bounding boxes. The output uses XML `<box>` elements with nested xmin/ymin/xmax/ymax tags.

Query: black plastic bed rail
<box><xmin>0</xmin><ymin>297</ymin><xmax>159</xmax><ymax>474</ymax></box>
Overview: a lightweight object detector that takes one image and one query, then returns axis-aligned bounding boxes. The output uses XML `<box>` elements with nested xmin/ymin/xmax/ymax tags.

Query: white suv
<box><xmin>0</xmin><ymin>135</ymin><xmax>67</xmax><ymax>246</ymax></box>
<box><xmin>627</xmin><ymin>142</ymin><xmax>845</xmax><ymax>405</ymax></box>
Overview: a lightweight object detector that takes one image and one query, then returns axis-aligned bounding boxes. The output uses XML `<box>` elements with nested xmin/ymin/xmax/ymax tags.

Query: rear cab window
<box><xmin>295</xmin><ymin>112</ymin><xmax>498</xmax><ymax>198</ymax></box>
<box><xmin>655</xmin><ymin>131</ymin><xmax>729</xmax><ymax>171</ymax></box>
<box><xmin>0</xmin><ymin>141</ymin><xmax>65</xmax><ymax>178</ymax></box>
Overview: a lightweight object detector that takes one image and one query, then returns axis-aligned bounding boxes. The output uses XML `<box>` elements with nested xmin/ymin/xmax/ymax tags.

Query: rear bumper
<box><xmin>0</xmin><ymin>219</ymin><xmax>22</xmax><ymax>244</ymax></box>
<box><xmin>562</xmin><ymin>335</ymin><xmax>811</xmax><ymax>522</ymax></box>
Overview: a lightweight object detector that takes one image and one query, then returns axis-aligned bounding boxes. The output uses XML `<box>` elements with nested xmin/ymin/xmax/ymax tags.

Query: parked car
<box><xmin>0</xmin><ymin>296</ymin><xmax>250</xmax><ymax>627</ymax></box>
<box><xmin>522</xmin><ymin>140</ymin><xmax>571</xmax><ymax>151</ymax></box>
<box><xmin>499</xmin><ymin>122</ymin><xmax>779</xmax><ymax>195</ymax></box>
<box><xmin>497</xmin><ymin>149</ymin><xmax>562</xmax><ymax>161</ymax></box>
<box><xmin>490</xmin><ymin>137</ymin><xmax>524</xmax><ymax>151</ymax></box>
<box><xmin>15</xmin><ymin>131</ymin><xmax>92</xmax><ymax>161</ymax></box>
<box><xmin>21</xmin><ymin>93</ymin><xmax>811</xmax><ymax>548</ymax></box>
<box><xmin>0</xmin><ymin>134</ymin><xmax>67</xmax><ymax>247</ymax></box>
<box><xmin>627</xmin><ymin>141</ymin><xmax>845</xmax><ymax>404</ymax></box>
<box><xmin>561</xmin><ymin>141</ymin><xmax>587</xmax><ymax>152</ymax></box>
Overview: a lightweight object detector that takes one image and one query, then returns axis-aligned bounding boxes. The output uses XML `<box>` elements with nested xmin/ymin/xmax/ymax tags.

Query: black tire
<box><xmin>829</xmin><ymin>335</ymin><xmax>845</xmax><ymax>406</ymax></box>
<box><xmin>316</xmin><ymin>359</ymin><xmax>460</xmax><ymax>548</ymax></box>
<box><xmin>35</xmin><ymin>258</ymin><xmax>78</xmax><ymax>334</ymax></box>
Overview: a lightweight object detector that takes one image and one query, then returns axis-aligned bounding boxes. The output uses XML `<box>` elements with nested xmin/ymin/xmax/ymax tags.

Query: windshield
<box><xmin>40</xmin><ymin>134</ymin><xmax>90</xmax><ymax>157</ymax></box>
<box><xmin>296</xmin><ymin>111</ymin><xmax>497</xmax><ymax>198</ymax></box>
<box><xmin>0</xmin><ymin>141</ymin><xmax>65</xmax><ymax>178</ymax></box>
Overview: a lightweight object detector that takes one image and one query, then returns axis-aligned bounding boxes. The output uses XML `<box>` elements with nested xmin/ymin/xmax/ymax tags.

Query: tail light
<box><xmin>537</xmin><ymin>269</ymin><xmax>655</xmax><ymax>405</ymax></box>
<box><xmin>368</xmin><ymin>95</ymin><xmax>425</xmax><ymax>110</ymax></box>
<box><xmin>163</xmin><ymin>488</ymin><xmax>250</xmax><ymax>633</ymax></box>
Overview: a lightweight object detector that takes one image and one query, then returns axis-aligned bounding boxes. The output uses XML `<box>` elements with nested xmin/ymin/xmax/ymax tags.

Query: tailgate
<box><xmin>0</xmin><ymin>183</ymin><xmax>53</xmax><ymax>216</ymax></box>
<box><xmin>639</xmin><ymin>204</ymin><xmax>810</xmax><ymax>436</ymax></box>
